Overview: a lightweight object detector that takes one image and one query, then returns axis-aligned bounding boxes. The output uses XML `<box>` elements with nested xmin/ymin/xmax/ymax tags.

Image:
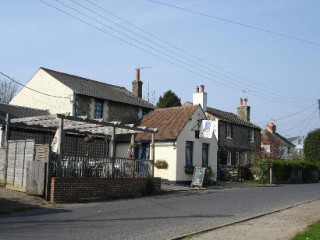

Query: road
<box><xmin>1</xmin><ymin>183</ymin><xmax>320</xmax><ymax>240</ymax></box>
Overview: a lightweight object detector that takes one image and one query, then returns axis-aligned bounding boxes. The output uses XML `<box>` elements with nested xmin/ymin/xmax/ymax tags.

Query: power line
<box><xmin>68</xmin><ymin>0</ymin><xmax>313</xmax><ymax>105</ymax></box>
<box><xmin>295</xmin><ymin>109</ymin><xmax>318</xmax><ymax>136</ymax></box>
<box><xmin>280</xmin><ymin>108</ymin><xmax>318</xmax><ymax>134</ymax></box>
<box><xmin>39</xmin><ymin>0</ymin><xmax>312</xmax><ymax>107</ymax></box>
<box><xmin>0</xmin><ymin>71</ymin><xmax>70</xmax><ymax>99</ymax></box>
<box><xmin>146</xmin><ymin>0</ymin><xmax>320</xmax><ymax>47</ymax></box>
<box><xmin>255</xmin><ymin>103</ymin><xmax>318</xmax><ymax>126</ymax></box>
<box><xmin>82</xmin><ymin>0</ymin><xmax>315</xmax><ymax>104</ymax></box>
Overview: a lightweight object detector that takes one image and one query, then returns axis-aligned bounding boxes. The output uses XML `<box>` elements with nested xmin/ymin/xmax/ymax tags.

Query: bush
<box><xmin>304</xmin><ymin>129</ymin><xmax>320</xmax><ymax>162</ymax></box>
<box><xmin>254</xmin><ymin>159</ymin><xmax>319</xmax><ymax>183</ymax></box>
<box><xmin>184</xmin><ymin>166</ymin><xmax>195</xmax><ymax>175</ymax></box>
<box><xmin>141</xmin><ymin>176</ymin><xmax>155</xmax><ymax>196</ymax></box>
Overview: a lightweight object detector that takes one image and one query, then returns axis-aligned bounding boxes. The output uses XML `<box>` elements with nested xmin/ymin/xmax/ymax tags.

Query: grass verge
<box><xmin>292</xmin><ymin>220</ymin><xmax>320</xmax><ymax>240</ymax></box>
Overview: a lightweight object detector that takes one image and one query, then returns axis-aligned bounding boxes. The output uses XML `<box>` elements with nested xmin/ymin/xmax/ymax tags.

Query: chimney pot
<box><xmin>200</xmin><ymin>85</ymin><xmax>204</xmax><ymax>92</ymax></box>
<box><xmin>240</xmin><ymin>98</ymin><xmax>243</xmax><ymax>106</ymax></box>
<box><xmin>135</xmin><ymin>68</ymin><xmax>140</xmax><ymax>82</ymax></box>
<box><xmin>196</xmin><ymin>86</ymin><xmax>199</xmax><ymax>93</ymax></box>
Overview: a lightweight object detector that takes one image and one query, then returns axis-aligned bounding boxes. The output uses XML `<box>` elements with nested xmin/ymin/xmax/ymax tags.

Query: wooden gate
<box><xmin>6</xmin><ymin>140</ymin><xmax>35</xmax><ymax>192</ymax></box>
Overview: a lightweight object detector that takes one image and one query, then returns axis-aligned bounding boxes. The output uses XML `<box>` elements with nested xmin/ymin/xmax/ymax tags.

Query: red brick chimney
<box><xmin>266</xmin><ymin>123</ymin><xmax>276</xmax><ymax>133</ymax></box>
<box><xmin>132</xmin><ymin>68</ymin><xmax>143</xmax><ymax>98</ymax></box>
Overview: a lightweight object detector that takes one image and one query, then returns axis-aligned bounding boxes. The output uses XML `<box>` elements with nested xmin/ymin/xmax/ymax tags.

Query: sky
<box><xmin>0</xmin><ymin>0</ymin><xmax>319</xmax><ymax>138</ymax></box>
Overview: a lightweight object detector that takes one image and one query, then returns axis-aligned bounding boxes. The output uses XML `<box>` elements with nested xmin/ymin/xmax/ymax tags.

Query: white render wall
<box><xmin>10</xmin><ymin>69</ymin><xmax>74</xmax><ymax>114</ymax></box>
<box><xmin>176</xmin><ymin>107</ymin><xmax>218</xmax><ymax>182</ymax></box>
<box><xmin>153</xmin><ymin>142</ymin><xmax>177</xmax><ymax>181</ymax></box>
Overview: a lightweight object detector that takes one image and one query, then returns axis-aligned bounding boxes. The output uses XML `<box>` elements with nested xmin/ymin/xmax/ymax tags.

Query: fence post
<box><xmin>111</xmin><ymin>126</ymin><xmax>116</xmax><ymax>178</ymax></box>
<box><xmin>150</xmin><ymin>133</ymin><xmax>155</xmax><ymax>177</ymax></box>
<box><xmin>270</xmin><ymin>167</ymin><xmax>274</xmax><ymax>184</ymax></box>
<box><xmin>45</xmin><ymin>145</ymin><xmax>51</xmax><ymax>201</ymax></box>
<box><xmin>3</xmin><ymin>114</ymin><xmax>10</xmax><ymax>186</ymax></box>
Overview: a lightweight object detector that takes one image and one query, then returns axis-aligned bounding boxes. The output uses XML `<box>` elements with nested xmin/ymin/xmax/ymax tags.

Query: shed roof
<box><xmin>0</xmin><ymin>103</ymin><xmax>49</xmax><ymax>125</ymax></box>
<box><xmin>135</xmin><ymin>105</ymin><xmax>199</xmax><ymax>141</ymax></box>
<box><xmin>40</xmin><ymin>67</ymin><xmax>155</xmax><ymax>110</ymax></box>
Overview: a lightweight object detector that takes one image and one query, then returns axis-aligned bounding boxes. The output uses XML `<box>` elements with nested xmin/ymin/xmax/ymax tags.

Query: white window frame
<box><xmin>236</xmin><ymin>152</ymin><xmax>240</xmax><ymax>165</ymax></box>
<box><xmin>250</xmin><ymin>129</ymin><xmax>255</xmax><ymax>142</ymax></box>
<box><xmin>227</xmin><ymin>124</ymin><xmax>232</xmax><ymax>139</ymax></box>
<box><xmin>227</xmin><ymin>151</ymin><xmax>232</xmax><ymax>166</ymax></box>
<box><xmin>244</xmin><ymin>152</ymin><xmax>248</xmax><ymax>164</ymax></box>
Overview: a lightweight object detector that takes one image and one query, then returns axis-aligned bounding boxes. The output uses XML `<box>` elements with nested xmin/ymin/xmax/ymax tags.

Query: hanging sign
<box><xmin>51</xmin><ymin>128</ymin><xmax>61</xmax><ymax>154</ymax></box>
<box><xmin>199</xmin><ymin>120</ymin><xmax>214</xmax><ymax>138</ymax></box>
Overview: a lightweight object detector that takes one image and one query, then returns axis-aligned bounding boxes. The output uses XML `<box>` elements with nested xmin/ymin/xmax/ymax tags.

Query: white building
<box><xmin>118</xmin><ymin>105</ymin><xmax>218</xmax><ymax>184</ymax></box>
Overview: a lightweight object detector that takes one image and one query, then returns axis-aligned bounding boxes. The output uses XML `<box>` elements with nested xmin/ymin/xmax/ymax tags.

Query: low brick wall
<box><xmin>50</xmin><ymin>177</ymin><xmax>161</xmax><ymax>203</ymax></box>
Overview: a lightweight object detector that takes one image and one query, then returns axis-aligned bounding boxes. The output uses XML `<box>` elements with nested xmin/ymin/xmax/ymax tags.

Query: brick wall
<box><xmin>50</xmin><ymin>177</ymin><xmax>161</xmax><ymax>203</ymax></box>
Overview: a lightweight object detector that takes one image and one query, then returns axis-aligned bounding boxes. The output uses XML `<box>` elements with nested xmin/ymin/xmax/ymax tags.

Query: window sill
<box><xmin>226</xmin><ymin>137</ymin><xmax>233</xmax><ymax>140</ymax></box>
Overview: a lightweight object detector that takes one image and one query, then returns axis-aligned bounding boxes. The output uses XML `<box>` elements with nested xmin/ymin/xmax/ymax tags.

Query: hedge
<box><xmin>253</xmin><ymin>159</ymin><xmax>319</xmax><ymax>183</ymax></box>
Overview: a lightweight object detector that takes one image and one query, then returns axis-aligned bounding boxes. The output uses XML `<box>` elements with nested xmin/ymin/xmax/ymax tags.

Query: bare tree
<box><xmin>0</xmin><ymin>76</ymin><xmax>18</xmax><ymax>104</ymax></box>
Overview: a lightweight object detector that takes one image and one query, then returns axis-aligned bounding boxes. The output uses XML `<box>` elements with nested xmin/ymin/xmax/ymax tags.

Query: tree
<box><xmin>156</xmin><ymin>90</ymin><xmax>181</xmax><ymax>108</ymax></box>
<box><xmin>0</xmin><ymin>76</ymin><xmax>18</xmax><ymax>104</ymax></box>
<box><xmin>304</xmin><ymin>128</ymin><xmax>320</xmax><ymax>162</ymax></box>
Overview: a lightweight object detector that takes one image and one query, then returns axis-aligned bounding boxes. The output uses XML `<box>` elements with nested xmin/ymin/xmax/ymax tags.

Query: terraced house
<box><xmin>190</xmin><ymin>85</ymin><xmax>261</xmax><ymax>179</ymax></box>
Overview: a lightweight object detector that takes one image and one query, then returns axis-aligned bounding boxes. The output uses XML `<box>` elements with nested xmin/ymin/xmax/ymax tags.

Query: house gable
<box><xmin>10</xmin><ymin>68</ymin><xmax>74</xmax><ymax>114</ymax></box>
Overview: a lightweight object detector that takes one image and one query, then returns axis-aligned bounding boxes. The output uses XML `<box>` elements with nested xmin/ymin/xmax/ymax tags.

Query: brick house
<box><xmin>10</xmin><ymin>67</ymin><xmax>155</xmax><ymax>124</ymax></box>
<box><xmin>116</xmin><ymin>105</ymin><xmax>218</xmax><ymax>183</ymax></box>
<box><xmin>190</xmin><ymin>85</ymin><xmax>261</xmax><ymax>179</ymax></box>
<box><xmin>261</xmin><ymin>123</ymin><xmax>295</xmax><ymax>160</ymax></box>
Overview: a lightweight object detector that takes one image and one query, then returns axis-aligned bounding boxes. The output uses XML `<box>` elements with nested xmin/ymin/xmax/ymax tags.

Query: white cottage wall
<box><xmin>10</xmin><ymin>69</ymin><xmax>73</xmax><ymax>114</ymax></box>
<box><xmin>176</xmin><ymin>108</ymin><xmax>217</xmax><ymax>182</ymax></box>
<box><xmin>153</xmin><ymin>142</ymin><xmax>177</xmax><ymax>181</ymax></box>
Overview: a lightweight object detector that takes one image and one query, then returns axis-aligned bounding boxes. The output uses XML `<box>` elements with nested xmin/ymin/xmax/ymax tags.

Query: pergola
<box><xmin>6</xmin><ymin>113</ymin><xmax>158</xmax><ymax>176</ymax></box>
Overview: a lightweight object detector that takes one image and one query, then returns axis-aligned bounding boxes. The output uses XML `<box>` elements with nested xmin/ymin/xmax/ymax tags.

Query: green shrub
<box><xmin>304</xmin><ymin>129</ymin><xmax>320</xmax><ymax>162</ymax></box>
<box><xmin>254</xmin><ymin>159</ymin><xmax>319</xmax><ymax>184</ymax></box>
<box><xmin>141</xmin><ymin>176</ymin><xmax>155</xmax><ymax>196</ymax></box>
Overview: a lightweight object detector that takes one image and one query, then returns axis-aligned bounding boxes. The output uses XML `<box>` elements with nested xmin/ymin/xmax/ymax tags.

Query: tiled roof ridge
<box><xmin>207</xmin><ymin>106</ymin><xmax>260</xmax><ymax>129</ymax></box>
<box><xmin>40</xmin><ymin>67</ymin><xmax>126</xmax><ymax>90</ymax></box>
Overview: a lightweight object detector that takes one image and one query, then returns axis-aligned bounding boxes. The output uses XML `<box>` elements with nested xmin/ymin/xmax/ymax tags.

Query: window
<box><xmin>73</xmin><ymin>97</ymin><xmax>78</xmax><ymax>117</ymax></box>
<box><xmin>249</xmin><ymin>129</ymin><xmax>255</xmax><ymax>142</ymax></box>
<box><xmin>227</xmin><ymin>151</ymin><xmax>232</xmax><ymax>166</ymax></box>
<box><xmin>236</xmin><ymin>152</ymin><xmax>240</xmax><ymax>165</ymax></box>
<box><xmin>202</xmin><ymin>143</ymin><xmax>209</xmax><ymax>167</ymax></box>
<box><xmin>227</xmin><ymin>123</ymin><xmax>232</xmax><ymax>139</ymax></box>
<box><xmin>244</xmin><ymin>152</ymin><xmax>248</xmax><ymax>164</ymax></box>
<box><xmin>298</xmin><ymin>139</ymin><xmax>302</xmax><ymax>145</ymax></box>
<box><xmin>94</xmin><ymin>100</ymin><xmax>103</xmax><ymax>119</ymax></box>
<box><xmin>186</xmin><ymin>141</ymin><xmax>193</xmax><ymax>167</ymax></box>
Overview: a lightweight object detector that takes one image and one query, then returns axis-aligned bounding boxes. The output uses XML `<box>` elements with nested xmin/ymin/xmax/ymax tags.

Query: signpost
<box><xmin>191</xmin><ymin>167</ymin><xmax>206</xmax><ymax>188</ymax></box>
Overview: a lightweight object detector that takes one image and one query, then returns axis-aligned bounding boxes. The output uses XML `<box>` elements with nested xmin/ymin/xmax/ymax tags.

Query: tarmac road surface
<box><xmin>0</xmin><ymin>183</ymin><xmax>319</xmax><ymax>240</ymax></box>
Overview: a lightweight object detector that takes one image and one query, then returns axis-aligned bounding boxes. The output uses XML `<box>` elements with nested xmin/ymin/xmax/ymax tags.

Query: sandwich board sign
<box><xmin>191</xmin><ymin>167</ymin><xmax>206</xmax><ymax>188</ymax></box>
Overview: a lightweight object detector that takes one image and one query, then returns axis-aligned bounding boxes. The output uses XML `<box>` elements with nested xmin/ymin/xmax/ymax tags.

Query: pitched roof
<box><xmin>262</xmin><ymin>130</ymin><xmax>295</xmax><ymax>147</ymax></box>
<box><xmin>40</xmin><ymin>67</ymin><xmax>155</xmax><ymax>110</ymax></box>
<box><xmin>0</xmin><ymin>103</ymin><xmax>49</xmax><ymax>125</ymax></box>
<box><xmin>135</xmin><ymin>105</ymin><xmax>199</xmax><ymax>141</ymax></box>
<box><xmin>207</xmin><ymin>107</ymin><xmax>260</xmax><ymax>129</ymax></box>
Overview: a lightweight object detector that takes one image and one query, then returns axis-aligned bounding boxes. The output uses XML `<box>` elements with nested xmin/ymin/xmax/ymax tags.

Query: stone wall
<box><xmin>218</xmin><ymin>121</ymin><xmax>261</xmax><ymax>165</ymax></box>
<box><xmin>50</xmin><ymin>177</ymin><xmax>161</xmax><ymax>203</ymax></box>
<box><xmin>107</xmin><ymin>102</ymin><xmax>141</xmax><ymax>124</ymax></box>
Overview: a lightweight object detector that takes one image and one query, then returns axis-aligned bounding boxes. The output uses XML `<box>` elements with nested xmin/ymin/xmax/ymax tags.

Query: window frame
<box><xmin>185</xmin><ymin>141</ymin><xmax>194</xmax><ymax>167</ymax></box>
<box><xmin>202</xmin><ymin>143</ymin><xmax>209</xmax><ymax>167</ymax></box>
<box><xmin>235</xmin><ymin>152</ymin><xmax>240</xmax><ymax>165</ymax></box>
<box><xmin>94</xmin><ymin>99</ymin><xmax>103</xmax><ymax>119</ymax></box>
<box><xmin>226</xmin><ymin>123</ymin><xmax>232</xmax><ymax>139</ymax></box>
<box><xmin>249</xmin><ymin>129</ymin><xmax>255</xmax><ymax>142</ymax></box>
<box><xmin>227</xmin><ymin>151</ymin><xmax>232</xmax><ymax>166</ymax></box>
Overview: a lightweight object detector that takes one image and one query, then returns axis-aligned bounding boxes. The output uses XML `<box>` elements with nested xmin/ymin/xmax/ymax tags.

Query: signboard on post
<box><xmin>191</xmin><ymin>167</ymin><xmax>206</xmax><ymax>188</ymax></box>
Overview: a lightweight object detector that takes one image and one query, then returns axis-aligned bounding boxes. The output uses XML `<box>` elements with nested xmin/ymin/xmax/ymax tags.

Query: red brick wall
<box><xmin>50</xmin><ymin>177</ymin><xmax>161</xmax><ymax>203</ymax></box>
